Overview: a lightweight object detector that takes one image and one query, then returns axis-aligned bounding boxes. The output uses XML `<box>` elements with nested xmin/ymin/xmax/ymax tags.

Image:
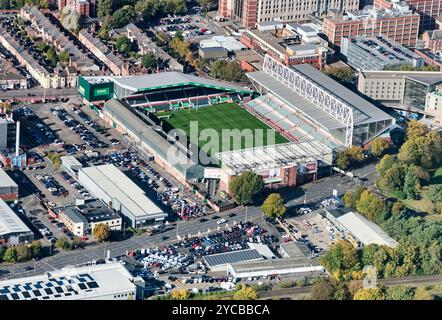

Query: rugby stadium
<box><xmin>78</xmin><ymin>55</ymin><xmax>394</xmax><ymax>210</ymax></box>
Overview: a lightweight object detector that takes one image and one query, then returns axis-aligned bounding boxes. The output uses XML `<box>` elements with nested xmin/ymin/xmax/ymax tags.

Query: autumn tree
<box><xmin>342</xmin><ymin>186</ymin><xmax>366</xmax><ymax>209</ymax></box>
<box><xmin>320</xmin><ymin>240</ymin><xmax>361</xmax><ymax>281</ymax></box>
<box><xmin>55</xmin><ymin>236</ymin><xmax>71</xmax><ymax>251</ymax></box>
<box><xmin>233</xmin><ymin>284</ymin><xmax>258</xmax><ymax>300</ymax></box>
<box><xmin>356</xmin><ymin>190</ymin><xmax>389</xmax><ymax>223</ymax></box>
<box><xmin>261</xmin><ymin>193</ymin><xmax>286</xmax><ymax>219</ymax></box>
<box><xmin>370</xmin><ymin>137</ymin><xmax>390</xmax><ymax>157</ymax></box>
<box><xmin>376</xmin><ymin>154</ymin><xmax>395</xmax><ymax>176</ymax></box>
<box><xmin>406</xmin><ymin>120</ymin><xmax>429</xmax><ymax>141</ymax></box>
<box><xmin>414</xmin><ymin>287</ymin><xmax>433</xmax><ymax>300</ymax></box>
<box><xmin>171</xmin><ymin>289</ymin><xmax>190</xmax><ymax>300</ymax></box>
<box><xmin>353</xmin><ymin>288</ymin><xmax>385</xmax><ymax>300</ymax></box>
<box><xmin>310</xmin><ymin>278</ymin><xmax>336</xmax><ymax>300</ymax></box>
<box><xmin>391</xmin><ymin>201</ymin><xmax>406</xmax><ymax>216</ymax></box>
<box><xmin>229</xmin><ymin>171</ymin><xmax>263</xmax><ymax>205</ymax></box>
<box><xmin>93</xmin><ymin>223</ymin><xmax>111</xmax><ymax>242</ymax></box>
<box><xmin>336</xmin><ymin>145</ymin><xmax>364</xmax><ymax>170</ymax></box>
<box><xmin>403</xmin><ymin>167</ymin><xmax>421</xmax><ymax>200</ymax></box>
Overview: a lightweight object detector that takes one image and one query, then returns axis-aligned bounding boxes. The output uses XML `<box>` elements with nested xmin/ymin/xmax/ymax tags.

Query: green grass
<box><xmin>155</xmin><ymin>103</ymin><xmax>289</xmax><ymax>154</ymax></box>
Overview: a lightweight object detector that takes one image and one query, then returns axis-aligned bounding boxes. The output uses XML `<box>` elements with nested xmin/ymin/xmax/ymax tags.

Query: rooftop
<box><xmin>228</xmin><ymin>257</ymin><xmax>322</xmax><ymax>274</ymax></box>
<box><xmin>54</xmin><ymin>199</ymin><xmax>121</xmax><ymax>224</ymax></box>
<box><xmin>0</xmin><ymin>168</ymin><xmax>17</xmax><ymax>189</ymax></box>
<box><xmin>328</xmin><ymin>3</ymin><xmax>418</xmax><ymax>22</ymax></box>
<box><xmin>215</xmin><ymin>141</ymin><xmax>332</xmax><ymax>175</ymax></box>
<box><xmin>279</xmin><ymin>241</ymin><xmax>311</xmax><ymax>259</ymax></box>
<box><xmin>0</xmin><ymin>262</ymin><xmax>136</xmax><ymax>300</ymax></box>
<box><xmin>0</xmin><ymin>198</ymin><xmax>32</xmax><ymax>237</ymax></box>
<box><xmin>203</xmin><ymin>249</ymin><xmax>263</xmax><ymax>267</ymax></box>
<box><xmin>79</xmin><ymin>164</ymin><xmax>165</xmax><ymax>219</ymax></box>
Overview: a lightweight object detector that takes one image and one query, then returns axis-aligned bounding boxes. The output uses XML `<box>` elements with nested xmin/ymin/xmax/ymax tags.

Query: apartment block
<box><xmin>324</xmin><ymin>2</ymin><xmax>420</xmax><ymax>47</ymax></box>
<box><xmin>218</xmin><ymin>0</ymin><xmax>360</xmax><ymax>29</ymax></box>
<box><xmin>423</xmin><ymin>30</ymin><xmax>442</xmax><ymax>54</ymax></box>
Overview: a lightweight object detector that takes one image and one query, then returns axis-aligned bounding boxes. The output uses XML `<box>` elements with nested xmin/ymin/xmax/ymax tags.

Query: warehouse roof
<box><xmin>79</xmin><ymin>164</ymin><xmax>165</xmax><ymax>220</ymax></box>
<box><xmin>228</xmin><ymin>258</ymin><xmax>323</xmax><ymax>275</ymax></box>
<box><xmin>203</xmin><ymin>249</ymin><xmax>263</xmax><ymax>268</ymax></box>
<box><xmin>0</xmin><ymin>198</ymin><xmax>32</xmax><ymax>237</ymax></box>
<box><xmin>0</xmin><ymin>168</ymin><xmax>17</xmax><ymax>189</ymax></box>
<box><xmin>0</xmin><ymin>262</ymin><xmax>135</xmax><ymax>300</ymax></box>
<box><xmin>337</xmin><ymin>211</ymin><xmax>398</xmax><ymax>248</ymax></box>
<box><xmin>113</xmin><ymin>72</ymin><xmax>252</xmax><ymax>94</ymax></box>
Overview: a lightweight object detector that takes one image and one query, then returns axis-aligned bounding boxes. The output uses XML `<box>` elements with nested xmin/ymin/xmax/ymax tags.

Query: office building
<box><xmin>0</xmin><ymin>198</ymin><xmax>33</xmax><ymax>245</ymax></box>
<box><xmin>323</xmin><ymin>2</ymin><xmax>420</xmax><ymax>47</ymax></box>
<box><xmin>341</xmin><ymin>35</ymin><xmax>424</xmax><ymax>70</ymax></box>
<box><xmin>0</xmin><ymin>117</ymin><xmax>16</xmax><ymax>150</ymax></box>
<box><xmin>358</xmin><ymin>69</ymin><xmax>442</xmax><ymax>113</ymax></box>
<box><xmin>218</xmin><ymin>0</ymin><xmax>360</xmax><ymax>29</ymax></box>
<box><xmin>425</xmin><ymin>83</ymin><xmax>442</xmax><ymax>123</ymax></box>
<box><xmin>0</xmin><ymin>262</ymin><xmax>138</xmax><ymax>300</ymax></box>
<box><xmin>78</xmin><ymin>164</ymin><xmax>167</xmax><ymax>229</ymax></box>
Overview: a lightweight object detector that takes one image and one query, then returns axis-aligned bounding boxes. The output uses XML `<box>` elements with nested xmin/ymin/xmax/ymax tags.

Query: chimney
<box><xmin>15</xmin><ymin>120</ymin><xmax>20</xmax><ymax>157</ymax></box>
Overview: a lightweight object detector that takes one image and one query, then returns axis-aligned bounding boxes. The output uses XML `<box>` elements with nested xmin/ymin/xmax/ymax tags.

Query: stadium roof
<box><xmin>215</xmin><ymin>141</ymin><xmax>332</xmax><ymax>175</ymax></box>
<box><xmin>0</xmin><ymin>198</ymin><xmax>32</xmax><ymax>237</ymax></box>
<box><xmin>0</xmin><ymin>168</ymin><xmax>17</xmax><ymax>189</ymax></box>
<box><xmin>292</xmin><ymin>64</ymin><xmax>393</xmax><ymax>126</ymax></box>
<box><xmin>0</xmin><ymin>262</ymin><xmax>136</xmax><ymax>300</ymax></box>
<box><xmin>79</xmin><ymin>164</ymin><xmax>165</xmax><ymax>220</ymax></box>
<box><xmin>337</xmin><ymin>211</ymin><xmax>398</xmax><ymax>248</ymax></box>
<box><xmin>113</xmin><ymin>72</ymin><xmax>254</xmax><ymax>94</ymax></box>
<box><xmin>203</xmin><ymin>249</ymin><xmax>263</xmax><ymax>267</ymax></box>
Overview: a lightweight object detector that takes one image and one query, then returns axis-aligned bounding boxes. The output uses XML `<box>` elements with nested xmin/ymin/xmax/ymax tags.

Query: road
<box><xmin>258</xmin><ymin>274</ymin><xmax>442</xmax><ymax>300</ymax></box>
<box><xmin>1</xmin><ymin>88</ymin><xmax>79</xmax><ymax>100</ymax></box>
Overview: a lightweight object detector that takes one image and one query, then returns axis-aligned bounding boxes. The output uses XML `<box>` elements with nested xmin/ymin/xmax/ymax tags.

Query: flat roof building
<box><xmin>78</xmin><ymin>164</ymin><xmax>166</xmax><ymax>229</ymax></box>
<box><xmin>323</xmin><ymin>3</ymin><xmax>420</xmax><ymax>47</ymax></box>
<box><xmin>0</xmin><ymin>198</ymin><xmax>33</xmax><ymax>246</ymax></box>
<box><xmin>0</xmin><ymin>262</ymin><xmax>137</xmax><ymax>300</ymax></box>
<box><xmin>203</xmin><ymin>248</ymin><xmax>264</xmax><ymax>272</ymax></box>
<box><xmin>341</xmin><ymin>35</ymin><xmax>424</xmax><ymax>70</ymax></box>
<box><xmin>0</xmin><ymin>168</ymin><xmax>18</xmax><ymax>201</ymax></box>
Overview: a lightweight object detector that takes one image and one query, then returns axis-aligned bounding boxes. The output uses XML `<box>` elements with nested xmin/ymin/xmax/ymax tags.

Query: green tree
<box><xmin>406</xmin><ymin>120</ymin><xmax>429</xmax><ymax>141</ymax></box>
<box><xmin>342</xmin><ymin>186</ymin><xmax>366</xmax><ymax>209</ymax></box>
<box><xmin>29</xmin><ymin>241</ymin><xmax>42</xmax><ymax>259</ymax></box>
<box><xmin>414</xmin><ymin>286</ymin><xmax>433</xmax><ymax>300</ymax></box>
<box><xmin>136</xmin><ymin>0</ymin><xmax>160</xmax><ymax>20</ymax></box>
<box><xmin>310</xmin><ymin>278</ymin><xmax>336</xmax><ymax>300</ymax></box>
<box><xmin>0</xmin><ymin>246</ymin><xmax>5</xmax><ymax>262</ymax></box>
<box><xmin>324</xmin><ymin>66</ymin><xmax>354</xmax><ymax>83</ymax></box>
<box><xmin>381</xmin><ymin>162</ymin><xmax>408</xmax><ymax>193</ymax></box>
<box><xmin>429</xmin><ymin>185</ymin><xmax>442</xmax><ymax>203</ymax></box>
<box><xmin>93</xmin><ymin>223</ymin><xmax>111</xmax><ymax>242</ymax></box>
<box><xmin>98</xmin><ymin>0</ymin><xmax>113</xmax><ymax>18</ymax></box>
<box><xmin>376</xmin><ymin>154</ymin><xmax>395</xmax><ymax>176</ymax></box>
<box><xmin>385</xmin><ymin>286</ymin><xmax>415</xmax><ymax>300</ymax></box>
<box><xmin>336</xmin><ymin>151</ymin><xmax>351</xmax><ymax>170</ymax></box>
<box><xmin>55</xmin><ymin>236</ymin><xmax>71</xmax><ymax>251</ymax></box>
<box><xmin>403</xmin><ymin>168</ymin><xmax>421</xmax><ymax>200</ymax></box>
<box><xmin>391</xmin><ymin>201</ymin><xmax>406</xmax><ymax>216</ymax></box>
<box><xmin>210</xmin><ymin>60</ymin><xmax>247</xmax><ymax>82</ymax></box>
<box><xmin>115</xmin><ymin>35</ymin><xmax>132</xmax><ymax>54</ymax></box>
<box><xmin>397</xmin><ymin>139</ymin><xmax>421</xmax><ymax>165</ymax></box>
<box><xmin>112</xmin><ymin>5</ymin><xmax>136</xmax><ymax>28</ymax></box>
<box><xmin>233</xmin><ymin>284</ymin><xmax>258</xmax><ymax>300</ymax></box>
<box><xmin>261</xmin><ymin>193</ymin><xmax>286</xmax><ymax>219</ymax></box>
<box><xmin>3</xmin><ymin>247</ymin><xmax>17</xmax><ymax>262</ymax></box>
<box><xmin>229</xmin><ymin>171</ymin><xmax>263</xmax><ymax>205</ymax></box>
<box><xmin>59</xmin><ymin>51</ymin><xmax>69</xmax><ymax>63</ymax></box>
<box><xmin>370</xmin><ymin>137</ymin><xmax>390</xmax><ymax>157</ymax></box>
<box><xmin>45</xmin><ymin>46</ymin><xmax>58</xmax><ymax>66</ymax></box>
<box><xmin>141</xmin><ymin>53</ymin><xmax>157</xmax><ymax>69</ymax></box>
<box><xmin>15</xmin><ymin>245</ymin><xmax>31</xmax><ymax>262</ymax></box>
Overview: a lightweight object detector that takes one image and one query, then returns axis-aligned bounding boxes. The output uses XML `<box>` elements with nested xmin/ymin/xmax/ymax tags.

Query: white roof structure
<box><xmin>215</xmin><ymin>141</ymin><xmax>332</xmax><ymax>175</ymax></box>
<box><xmin>0</xmin><ymin>198</ymin><xmax>31</xmax><ymax>237</ymax></box>
<box><xmin>0</xmin><ymin>168</ymin><xmax>17</xmax><ymax>189</ymax></box>
<box><xmin>78</xmin><ymin>164</ymin><xmax>165</xmax><ymax>219</ymax></box>
<box><xmin>0</xmin><ymin>262</ymin><xmax>136</xmax><ymax>300</ymax></box>
<box><xmin>337</xmin><ymin>212</ymin><xmax>398</xmax><ymax>248</ymax></box>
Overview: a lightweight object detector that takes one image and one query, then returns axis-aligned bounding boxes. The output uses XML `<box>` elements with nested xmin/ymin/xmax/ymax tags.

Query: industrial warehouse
<box><xmin>77</xmin><ymin>56</ymin><xmax>395</xmax><ymax>202</ymax></box>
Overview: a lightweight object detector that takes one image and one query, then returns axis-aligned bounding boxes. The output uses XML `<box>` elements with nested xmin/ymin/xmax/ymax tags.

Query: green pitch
<box><xmin>155</xmin><ymin>103</ymin><xmax>288</xmax><ymax>153</ymax></box>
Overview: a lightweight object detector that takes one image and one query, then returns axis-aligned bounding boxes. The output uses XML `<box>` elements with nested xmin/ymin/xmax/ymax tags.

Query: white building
<box><xmin>78</xmin><ymin>164</ymin><xmax>167</xmax><ymax>229</ymax></box>
<box><xmin>0</xmin><ymin>262</ymin><xmax>137</xmax><ymax>300</ymax></box>
<box><xmin>0</xmin><ymin>198</ymin><xmax>33</xmax><ymax>245</ymax></box>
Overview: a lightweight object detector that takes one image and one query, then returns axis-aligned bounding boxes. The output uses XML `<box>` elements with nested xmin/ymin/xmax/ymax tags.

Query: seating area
<box><xmin>246</xmin><ymin>94</ymin><xmax>339</xmax><ymax>148</ymax></box>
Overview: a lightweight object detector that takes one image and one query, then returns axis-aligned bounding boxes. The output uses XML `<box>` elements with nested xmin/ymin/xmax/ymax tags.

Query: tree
<box><xmin>171</xmin><ymin>289</ymin><xmax>190</xmax><ymax>300</ymax></box>
<box><xmin>397</xmin><ymin>139</ymin><xmax>421</xmax><ymax>165</ymax></box>
<box><xmin>429</xmin><ymin>185</ymin><xmax>442</xmax><ymax>203</ymax></box>
<box><xmin>356</xmin><ymin>190</ymin><xmax>389</xmax><ymax>223</ymax></box>
<box><xmin>141</xmin><ymin>53</ymin><xmax>157</xmax><ymax>70</ymax></box>
<box><xmin>376</xmin><ymin>154</ymin><xmax>395</xmax><ymax>176</ymax></box>
<box><xmin>403</xmin><ymin>168</ymin><xmax>421</xmax><ymax>200</ymax></box>
<box><xmin>55</xmin><ymin>236</ymin><xmax>71</xmax><ymax>251</ymax></box>
<box><xmin>210</xmin><ymin>60</ymin><xmax>247</xmax><ymax>82</ymax></box>
<box><xmin>45</xmin><ymin>46</ymin><xmax>58</xmax><ymax>66</ymax></box>
<box><xmin>0</xmin><ymin>246</ymin><xmax>5</xmax><ymax>262</ymax></box>
<box><xmin>414</xmin><ymin>287</ymin><xmax>433</xmax><ymax>300</ymax></box>
<box><xmin>112</xmin><ymin>5</ymin><xmax>136</xmax><ymax>28</ymax></box>
<box><xmin>320</xmin><ymin>240</ymin><xmax>360</xmax><ymax>280</ymax></box>
<box><xmin>136</xmin><ymin>0</ymin><xmax>160</xmax><ymax>20</ymax></box>
<box><xmin>3</xmin><ymin>247</ymin><xmax>17</xmax><ymax>262</ymax></box>
<box><xmin>342</xmin><ymin>186</ymin><xmax>366</xmax><ymax>209</ymax></box>
<box><xmin>93</xmin><ymin>223</ymin><xmax>111</xmax><ymax>242</ymax></box>
<box><xmin>310</xmin><ymin>278</ymin><xmax>336</xmax><ymax>300</ymax></box>
<box><xmin>370</xmin><ymin>137</ymin><xmax>390</xmax><ymax>157</ymax></box>
<box><xmin>336</xmin><ymin>151</ymin><xmax>351</xmax><ymax>170</ymax></box>
<box><xmin>15</xmin><ymin>245</ymin><xmax>31</xmax><ymax>262</ymax></box>
<box><xmin>391</xmin><ymin>201</ymin><xmax>406</xmax><ymax>216</ymax></box>
<box><xmin>406</xmin><ymin>120</ymin><xmax>429</xmax><ymax>141</ymax></box>
<box><xmin>324</xmin><ymin>66</ymin><xmax>354</xmax><ymax>83</ymax></box>
<box><xmin>381</xmin><ymin>162</ymin><xmax>408</xmax><ymax>193</ymax></box>
<box><xmin>261</xmin><ymin>193</ymin><xmax>286</xmax><ymax>219</ymax></box>
<box><xmin>233</xmin><ymin>284</ymin><xmax>258</xmax><ymax>300</ymax></box>
<box><xmin>347</xmin><ymin>145</ymin><xmax>364</xmax><ymax>162</ymax></box>
<box><xmin>353</xmin><ymin>288</ymin><xmax>385</xmax><ymax>300</ymax></box>
<box><xmin>98</xmin><ymin>0</ymin><xmax>113</xmax><ymax>18</ymax></box>
<box><xmin>29</xmin><ymin>241</ymin><xmax>42</xmax><ymax>259</ymax></box>
<box><xmin>115</xmin><ymin>35</ymin><xmax>132</xmax><ymax>54</ymax></box>
<box><xmin>229</xmin><ymin>171</ymin><xmax>263</xmax><ymax>205</ymax></box>
<box><xmin>59</xmin><ymin>51</ymin><xmax>69</xmax><ymax>63</ymax></box>
<box><xmin>336</xmin><ymin>146</ymin><xmax>364</xmax><ymax>170</ymax></box>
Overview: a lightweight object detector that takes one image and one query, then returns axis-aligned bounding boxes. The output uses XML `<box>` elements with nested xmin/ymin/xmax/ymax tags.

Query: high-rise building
<box><xmin>218</xmin><ymin>0</ymin><xmax>360</xmax><ymax>29</ymax></box>
<box><xmin>0</xmin><ymin>117</ymin><xmax>16</xmax><ymax>151</ymax></box>
<box><xmin>323</xmin><ymin>2</ymin><xmax>420</xmax><ymax>47</ymax></box>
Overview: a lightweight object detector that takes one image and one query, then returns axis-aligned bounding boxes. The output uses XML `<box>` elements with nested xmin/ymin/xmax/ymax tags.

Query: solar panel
<box><xmin>203</xmin><ymin>249</ymin><xmax>263</xmax><ymax>267</ymax></box>
<box><xmin>87</xmin><ymin>282</ymin><xmax>99</xmax><ymax>289</ymax></box>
